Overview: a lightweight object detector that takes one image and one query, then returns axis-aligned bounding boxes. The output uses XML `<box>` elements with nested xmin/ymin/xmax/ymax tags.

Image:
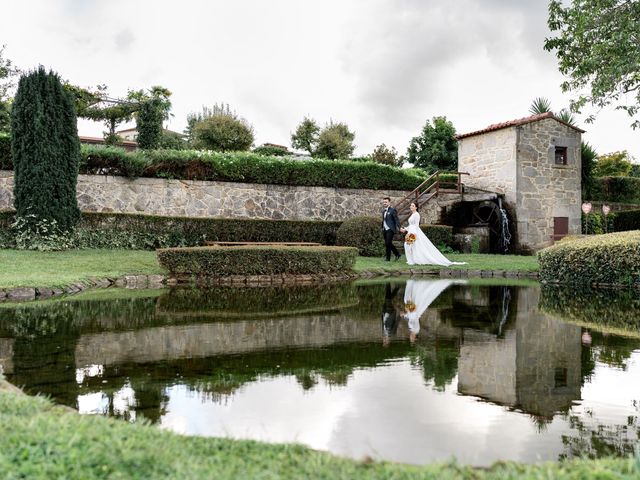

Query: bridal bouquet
<box><xmin>405</xmin><ymin>233</ymin><xmax>417</xmax><ymax>245</ymax></box>
<box><xmin>404</xmin><ymin>302</ymin><xmax>416</xmax><ymax>312</ymax></box>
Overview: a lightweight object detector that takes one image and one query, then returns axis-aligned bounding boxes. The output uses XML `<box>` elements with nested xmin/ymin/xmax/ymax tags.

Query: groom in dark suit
<box><xmin>381</xmin><ymin>196</ymin><xmax>401</xmax><ymax>262</ymax></box>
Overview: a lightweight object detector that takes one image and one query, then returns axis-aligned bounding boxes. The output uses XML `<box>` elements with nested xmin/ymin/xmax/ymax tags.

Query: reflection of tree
<box><xmin>410</xmin><ymin>338</ymin><xmax>459</xmax><ymax>392</ymax></box>
<box><xmin>560</xmin><ymin>412</ymin><xmax>639</xmax><ymax>460</ymax></box>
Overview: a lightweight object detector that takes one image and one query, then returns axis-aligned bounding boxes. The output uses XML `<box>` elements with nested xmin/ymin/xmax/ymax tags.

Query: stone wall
<box><xmin>0</xmin><ymin>170</ymin><xmax>408</xmax><ymax>222</ymax></box>
<box><xmin>515</xmin><ymin>118</ymin><xmax>581</xmax><ymax>250</ymax></box>
<box><xmin>458</xmin><ymin>127</ymin><xmax>518</xmax><ymax>206</ymax></box>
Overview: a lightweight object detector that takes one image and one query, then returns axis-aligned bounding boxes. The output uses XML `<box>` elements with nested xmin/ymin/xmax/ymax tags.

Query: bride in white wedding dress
<box><xmin>401</xmin><ymin>202</ymin><xmax>466</xmax><ymax>266</ymax></box>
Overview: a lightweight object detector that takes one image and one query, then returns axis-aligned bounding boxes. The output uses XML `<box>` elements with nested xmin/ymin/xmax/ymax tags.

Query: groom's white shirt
<box><xmin>383</xmin><ymin>208</ymin><xmax>391</xmax><ymax>231</ymax></box>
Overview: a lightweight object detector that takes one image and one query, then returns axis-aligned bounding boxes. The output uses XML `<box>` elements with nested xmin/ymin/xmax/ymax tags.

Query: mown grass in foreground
<box><xmin>355</xmin><ymin>254</ymin><xmax>539</xmax><ymax>272</ymax></box>
<box><xmin>0</xmin><ymin>386</ymin><xmax>638</xmax><ymax>479</ymax></box>
<box><xmin>0</xmin><ymin>249</ymin><xmax>164</xmax><ymax>288</ymax></box>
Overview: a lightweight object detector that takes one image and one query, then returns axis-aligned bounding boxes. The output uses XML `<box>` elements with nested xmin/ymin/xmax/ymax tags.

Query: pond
<box><xmin>0</xmin><ymin>279</ymin><xmax>638</xmax><ymax>467</ymax></box>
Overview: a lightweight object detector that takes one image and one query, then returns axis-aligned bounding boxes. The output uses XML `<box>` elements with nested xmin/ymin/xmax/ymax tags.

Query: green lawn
<box><xmin>0</xmin><ymin>385</ymin><xmax>638</xmax><ymax>479</ymax></box>
<box><xmin>355</xmin><ymin>254</ymin><xmax>539</xmax><ymax>272</ymax></box>
<box><xmin>0</xmin><ymin>249</ymin><xmax>164</xmax><ymax>288</ymax></box>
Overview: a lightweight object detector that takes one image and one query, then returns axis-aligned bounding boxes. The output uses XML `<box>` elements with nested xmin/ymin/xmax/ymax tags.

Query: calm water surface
<box><xmin>0</xmin><ymin>280</ymin><xmax>638</xmax><ymax>466</ymax></box>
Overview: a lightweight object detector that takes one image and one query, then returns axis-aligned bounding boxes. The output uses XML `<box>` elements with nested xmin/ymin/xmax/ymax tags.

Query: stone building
<box><xmin>457</xmin><ymin>112</ymin><xmax>584</xmax><ymax>252</ymax></box>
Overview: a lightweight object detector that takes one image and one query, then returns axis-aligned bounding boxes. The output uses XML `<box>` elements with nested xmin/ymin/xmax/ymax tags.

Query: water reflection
<box><xmin>0</xmin><ymin>281</ymin><xmax>638</xmax><ymax>465</ymax></box>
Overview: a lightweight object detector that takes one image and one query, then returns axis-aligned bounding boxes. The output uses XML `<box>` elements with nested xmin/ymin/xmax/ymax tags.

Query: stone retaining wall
<box><xmin>0</xmin><ymin>171</ymin><xmax>407</xmax><ymax>222</ymax></box>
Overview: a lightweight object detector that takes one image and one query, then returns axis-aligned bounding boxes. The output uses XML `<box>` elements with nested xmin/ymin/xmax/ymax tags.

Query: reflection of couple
<box><xmin>382</xmin><ymin>279</ymin><xmax>458</xmax><ymax>345</ymax></box>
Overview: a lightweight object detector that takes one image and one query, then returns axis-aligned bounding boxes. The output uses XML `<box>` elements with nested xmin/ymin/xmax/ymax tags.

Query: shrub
<box><xmin>612</xmin><ymin>209</ymin><xmax>640</xmax><ymax>232</ymax></box>
<box><xmin>192</xmin><ymin>113</ymin><xmax>254</xmax><ymax>152</ymax></box>
<box><xmin>538</xmin><ymin>230</ymin><xmax>640</xmax><ymax>286</ymax></box>
<box><xmin>11</xmin><ymin>67</ymin><xmax>80</xmax><ymax>232</ymax></box>
<box><xmin>253</xmin><ymin>144</ymin><xmax>289</xmax><ymax>156</ymax></box>
<box><xmin>589</xmin><ymin>176</ymin><xmax>640</xmax><ymax>203</ymax></box>
<box><xmin>420</xmin><ymin>224</ymin><xmax>453</xmax><ymax>247</ymax></box>
<box><xmin>156</xmin><ymin>245</ymin><xmax>358</xmax><ymax>277</ymax></box>
<box><xmin>581</xmin><ymin>212</ymin><xmax>615</xmax><ymax>234</ymax></box>
<box><xmin>136</xmin><ymin>97</ymin><xmax>164</xmax><ymax>149</ymax></box>
<box><xmin>336</xmin><ymin>216</ymin><xmax>384</xmax><ymax>257</ymax></box>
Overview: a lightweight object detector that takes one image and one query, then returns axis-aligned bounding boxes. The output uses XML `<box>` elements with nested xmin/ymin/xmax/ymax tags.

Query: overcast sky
<box><xmin>3</xmin><ymin>0</ymin><xmax>639</xmax><ymax>160</ymax></box>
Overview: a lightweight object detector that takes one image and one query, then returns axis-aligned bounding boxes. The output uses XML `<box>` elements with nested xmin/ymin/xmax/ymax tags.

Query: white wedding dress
<box><xmin>403</xmin><ymin>279</ymin><xmax>460</xmax><ymax>334</ymax></box>
<box><xmin>404</xmin><ymin>212</ymin><xmax>466</xmax><ymax>266</ymax></box>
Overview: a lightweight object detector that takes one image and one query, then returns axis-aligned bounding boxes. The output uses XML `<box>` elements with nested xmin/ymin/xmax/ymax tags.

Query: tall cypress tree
<box><xmin>11</xmin><ymin>67</ymin><xmax>80</xmax><ymax>232</ymax></box>
<box><xmin>136</xmin><ymin>98</ymin><xmax>164</xmax><ymax>149</ymax></box>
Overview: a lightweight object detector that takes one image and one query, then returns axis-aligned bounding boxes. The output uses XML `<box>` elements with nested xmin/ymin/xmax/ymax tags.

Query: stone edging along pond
<box><xmin>0</xmin><ymin>269</ymin><xmax>541</xmax><ymax>303</ymax></box>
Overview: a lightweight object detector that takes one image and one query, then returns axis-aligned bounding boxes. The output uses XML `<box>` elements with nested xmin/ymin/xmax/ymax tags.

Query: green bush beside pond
<box><xmin>538</xmin><ymin>230</ymin><xmax>640</xmax><ymax>286</ymax></box>
<box><xmin>157</xmin><ymin>245</ymin><xmax>358</xmax><ymax>277</ymax></box>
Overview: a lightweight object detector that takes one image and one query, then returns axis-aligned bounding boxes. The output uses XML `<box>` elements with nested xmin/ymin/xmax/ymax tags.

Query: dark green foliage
<box><xmin>11</xmin><ymin>67</ymin><xmax>80</xmax><ymax>232</ymax></box>
<box><xmin>136</xmin><ymin>98</ymin><xmax>164</xmax><ymax>149</ymax></box>
<box><xmin>336</xmin><ymin>216</ymin><xmax>384</xmax><ymax>257</ymax></box>
<box><xmin>589</xmin><ymin>176</ymin><xmax>640</xmax><ymax>203</ymax></box>
<box><xmin>157</xmin><ymin>284</ymin><xmax>358</xmax><ymax>317</ymax></box>
<box><xmin>253</xmin><ymin>144</ymin><xmax>289</xmax><ymax>156</ymax></box>
<box><xmin>156</xmin><ymin>245</ymin><xmax>358</xmax><ymax>277</ymax></box>
<box><xmin>369</xmin><ymin>144</ymin><xmax>404</xmax><ymax>167</ymax></box>
<box><xmin>0</xmin><ymin>132</ymin><xmax>10</xmax><ymax>169</ymax></box>
<box><xmin>314</xmin><ymin>121</ymin><xmax>356</xmax><ymax>160</ymax></box>
<box><xmin>157</xmin><ymin>131</ymin><xmax>188</xmax><ymax>150</ymax></box>
<box><xmin>420</xmin><ymin>224</ymin><xmax>453</xmax><ymax>248</ymax></box>
<box><xmin>581</xmin><ymin>142</ymin><xmax>597</xmax><ymax>197</ymax></box>
<box><xmin>290</xmin><ymin>117</ymin><xmax>320</xmax><ymax>155</ymax></box>
<box><xmin>192</xmin><ymin>108</ymin><xmax>254</xmax><ymax>152</ymax></box>
<box><xmin>540</xmin><ymin>285</ymin><xmax>640</xmax><ymax>334</ymax></box>
<box><xmin>612</xmin><ymin>209</ymin><xmax>640</xmax><ymax>232</ymax></box>
<box><xmin>74</xmin><ymin>146</ymin><xmax>426</xmax><ymax>190</ymax></box>
<box><xmin>538</xmin><ymin>231</ymin><xmax>640</xmax><ymax>286</ymax></box>
<box><xmin>581</xmin><ymin>212</ymin><xmax>615</xmax><ymax>235</ymax></box>
<box><xmin>407</xmin><ymin>116</ymin><xmax>458</xmax><ymax>172</ymax></box>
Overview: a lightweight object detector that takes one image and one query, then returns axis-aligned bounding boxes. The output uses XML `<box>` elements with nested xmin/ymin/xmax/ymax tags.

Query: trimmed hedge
<box><xmin>612</xmin><ymin>209</ymin><xmax>640</xmax><ymax>232</ymax></box>
<box><xmin>0</xmin><ymin>211</ymin><xmax>342</xmax><ymax>249</ymax></box>
<box><xmin>590</xmin><ymin>176</ymin><xmax>640</xmax><ymax>204</ymax></box>
<box><xmin>157</xmin><ymin>245</ymin><xmax>358</xmax><ymax>277</ymax></box>
<box><xmin>538</xmin><ymin>230</ymin><xmax>640</xmax><ymax>286</ymax></box>
<box><xmin>0</xmin><ymin>144</ymin><xmax>427</xmax><ymax>191</ymax></box>
<box><xmin>336</xmin><ymin>216</ymin><xmax>384</xmax><ymax>257</ymax></box>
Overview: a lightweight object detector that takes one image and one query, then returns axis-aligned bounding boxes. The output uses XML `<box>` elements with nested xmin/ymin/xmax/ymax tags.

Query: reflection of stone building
<box><xmin>457</xmin><ymin>288</ymin><xmax>581</xmax><ymax>417</ymax></box>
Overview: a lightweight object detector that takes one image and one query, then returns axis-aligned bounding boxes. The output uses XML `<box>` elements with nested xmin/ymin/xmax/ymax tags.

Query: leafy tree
<box><xmin>185</xmin><ymin>103</ymin><xmax>236</xmax><ymax>144</ymax></box>
<box><xmin>0</xmin><ymin>45</ymin><xmax>20</xmax><ymax>133</ymax></box>
<box><xmin>253</xmin><ymin>144</ymin><xmax>289</xmax><ymax>156</ymax></box>
<box><xmin>545</xmin><ymin>0</ymin><xmax>640</xmax><ymax>128</ymax></box>
<box><xmin>11</xmin><ymin>67</ymin><xmax>80</xmax><ymax>232</ymax></box>
<box><xmin>314</xmin><ymin>121</ymin><xmax>355</xmax><ymax>160</ymax></box>
<box><xmin>190</xmin><ymin>104</ymin><xmax>254</xmax><ymax>151</ymax></box>
<box><xmin>594</xmin><ymin>151</ymin><xmax>634</xmax><ymax>177</ymax></box>
<box><xmin>369</xmin><ymin>143</ymin><xmax>404</xmax><ymax>167</ymax></box>
<box><xmin>407</xmin><ymin>116</ymin><xmax>458</xmax><ymax>172</ymax></box>
<box><xmin>630</xmin><ymin>163</ymin><xmax>640</xmax><ymax>178</ymax></box>
<box><xmin>157</xmin><ymin>130</ymin><xmax>188</xmax><ymax>150</ymax></box>
<box><xmin>130</xmin><ymin>86</ymin><xmax>172</xmax><ymax>150</ymax></box>
<box><xmin>290</xmin><ymin>117</ymin><xmax>320</xmax><ymax>155</ymax></box>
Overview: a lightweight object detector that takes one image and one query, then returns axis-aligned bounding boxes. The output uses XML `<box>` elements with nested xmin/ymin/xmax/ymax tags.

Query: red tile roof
<box><xmin>79</xmin><ymin>135</ymin><xmax>137</xmax><ymax>146</ymax></box>
<box><xmin>456</xmin><ymin>112</ymin><xmax>585</xmax><ymax>140</ymax></box>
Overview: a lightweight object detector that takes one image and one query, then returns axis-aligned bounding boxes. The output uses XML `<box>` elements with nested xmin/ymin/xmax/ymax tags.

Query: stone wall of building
<box><xmin>0</xmin><ymin>171</ymin><xmax>408</xmax><ymax>222</ymax></box>
<box><xmin>458</xmin><ymin>127</ymin><xmax>518</xmax><ymax>206</ymax></box>
<box><xmin>515</xmin><ymin>118</ymin><xmax>581</xmax><ymax>250</ymax></box>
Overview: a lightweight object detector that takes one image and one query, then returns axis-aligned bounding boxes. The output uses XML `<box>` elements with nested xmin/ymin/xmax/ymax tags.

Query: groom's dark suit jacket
<box><xmin>382</xmin><ymin>207</ymin><xmax>401</xmax><ymax>233</ymax></box>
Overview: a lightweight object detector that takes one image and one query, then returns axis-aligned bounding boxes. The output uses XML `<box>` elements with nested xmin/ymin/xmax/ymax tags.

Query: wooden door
<box><xmin>553</xmin><ymin>217</ymin><xmax>569</xmax><ymax>242</ymax></box>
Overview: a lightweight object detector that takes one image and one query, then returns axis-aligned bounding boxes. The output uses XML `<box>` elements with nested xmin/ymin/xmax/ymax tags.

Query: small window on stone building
<box><xmin>555</xmin><ymin>146</ymin><xmax>568</xmax><ymax>165</ymax></box>
<box><xmin>554</xmin><ymin>367</ymin><xmax>568</xmax><ymax>388</ymax></box>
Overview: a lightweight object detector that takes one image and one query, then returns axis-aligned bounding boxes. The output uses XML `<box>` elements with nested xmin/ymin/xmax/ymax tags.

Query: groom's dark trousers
<box><xmin>382</xmin><ymin>206</ymin><xmax>401</xmax><ymax>261</ymax></box>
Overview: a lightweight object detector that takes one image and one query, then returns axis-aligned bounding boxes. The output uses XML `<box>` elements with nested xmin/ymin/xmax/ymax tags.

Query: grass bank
<box><xmin>0</xmin><ymin>249</ymin><xmax>163</xmax><ymax>288</ymax></box>
<box><xmin>0</xmin><ymin>386</ymin><xmax>638</xmax><ymax>479</ymax></box>
<box><xmin>355</xmin><ymin>254</ymin><xmax>539</xmax><ymax>273</ymax></box>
